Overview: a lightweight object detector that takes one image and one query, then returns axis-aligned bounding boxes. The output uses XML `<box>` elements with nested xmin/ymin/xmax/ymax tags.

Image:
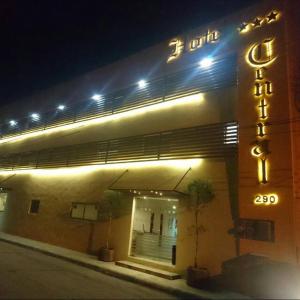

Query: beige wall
<box><xmin>0</xmin><ymin>159</ymin><xmax>235</xmax><ymax>275</ymax></box>
<box><xmin>0</xmin><ymin>63</ymin><xmax>237</xmax><ymax>275</ymax></box>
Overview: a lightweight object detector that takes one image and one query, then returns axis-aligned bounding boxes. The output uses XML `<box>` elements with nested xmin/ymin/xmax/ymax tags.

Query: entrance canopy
<box><xmin>109</xmin><ymin>188</ymin><xmax>187</xmax><ymax>199</ymax></box>
<box><xmin>107</xmin><ymin>164</ymin><xmax>193</xmax><ymax>199</ymax></box>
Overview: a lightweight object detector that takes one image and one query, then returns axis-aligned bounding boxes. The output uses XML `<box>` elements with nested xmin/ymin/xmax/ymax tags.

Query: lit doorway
<box><xmin>130</xmin><ymin>196</ymin><xmax>178</xmax><ymax>265</ymax></box>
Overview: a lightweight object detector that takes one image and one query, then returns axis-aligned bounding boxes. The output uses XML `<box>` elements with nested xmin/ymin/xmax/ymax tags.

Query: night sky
<box><xmin>0</xmin><ymin>0</ymin><xmax>258</xmax><ymax>105</ymax></box>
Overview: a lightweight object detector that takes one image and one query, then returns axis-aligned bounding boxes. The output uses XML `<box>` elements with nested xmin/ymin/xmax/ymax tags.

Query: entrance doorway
<box><xmin>130</xmin><ymin>196</ymin><xmax>178</xmax><ymax>264</ymax></box>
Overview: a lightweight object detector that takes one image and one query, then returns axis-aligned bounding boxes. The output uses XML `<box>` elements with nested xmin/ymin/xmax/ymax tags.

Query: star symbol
<box><xmin>238</xmin><ymin>22</ymin><xmax>249</xmax><ymax>33</ymax></box>
<box><xmin>252</xmin><ymin>17</ymin><xmax>263</xmax><ymax>27</ymax></box>
<box><xmin>266</xmin><ymin>10</ymin><xmax>279</xmax><ymax>23</ymax></box>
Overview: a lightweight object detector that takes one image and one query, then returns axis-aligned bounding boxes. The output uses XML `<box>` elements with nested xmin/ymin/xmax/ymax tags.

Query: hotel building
<box><xmin>0</xmin><ymin>0</ymin><xmax>299</xmax><ymax>276</ymax></box>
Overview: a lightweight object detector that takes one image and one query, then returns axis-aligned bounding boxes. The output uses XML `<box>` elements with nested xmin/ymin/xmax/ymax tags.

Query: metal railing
<box><xmin>0</xmin><ymin>121</ymin><xmax>238</xmax><ymax>170</ymax></box>
<box><xmin>1</xmin><ymin>55</ymin><xmax>237</xmax><ymax>140</ymax></box>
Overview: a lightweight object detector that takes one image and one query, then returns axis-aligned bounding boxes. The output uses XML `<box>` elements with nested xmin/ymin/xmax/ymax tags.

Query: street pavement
<box><xmin>0</xmin><ymin>241</ymin><xmax>180</xmax><ymax>299</ymax></box>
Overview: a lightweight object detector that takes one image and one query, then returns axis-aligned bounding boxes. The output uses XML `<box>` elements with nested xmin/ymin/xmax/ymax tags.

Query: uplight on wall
<box><xmin>31</xmin><ymin>113</ymin><xmax>40</xmax><ymax>121</ymax></box>
<box><xmin>138</xmin><ymin>79</ymin><xmax>147</xmax><ymax>89</ymax></box>
<box><xmin>91</xmin><ymin>94</ymin><xmax>103</xmax><ymax>102</ymax></box>
<box><xmin>57</xmin><ymin>105</ymin><xmax>65</xmax><ymax>111</ymax></box>
<box><xmin>199</xmin><ymin>57</ymin><xmax>213</xmax><ymax>68</ymax></box>
<box><xmin>9</xmin><ymin>120</ymin><xmax>17</xmax><ymax>127</ymax></box>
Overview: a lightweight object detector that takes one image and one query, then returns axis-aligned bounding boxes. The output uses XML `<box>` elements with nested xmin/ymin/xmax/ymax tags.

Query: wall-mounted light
<box><xmin>31</xmin><ymin>113</ymin><xmax>40</xmax><ymax>121</ymax></box>
<box><xmin>91</xmin><ymin>94</ymin><xmax>103</xmax><ymax>102</ymax></box>
<box><xmin>138</xmin><ymin>79</ymin><xmax>147</xmax><ymax>89</ymax></box>
<box><xmin>199</xmin><ymin>57</ymin><xmax>213</xmax><ymax>68</ymax></box>
<box><xmin>57</xmin><ymin>105</ymin><xmax>65</xmax><ymax>111</ymax></box>
<box><xmin>9</xmin><ymin>120</ymin><xmax>17</xmax><ymax>127</ymax></box>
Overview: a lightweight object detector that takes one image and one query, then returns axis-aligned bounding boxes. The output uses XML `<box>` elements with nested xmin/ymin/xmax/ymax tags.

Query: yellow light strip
<box><xmin>0</xmin><ymin>93</ymin><xmax>204</xmax><ymax>145</ymax></box>
<box><xmin>0</xmin><ymin>159</ymin><xmax>202</xmax><ymax>176</ymax></box>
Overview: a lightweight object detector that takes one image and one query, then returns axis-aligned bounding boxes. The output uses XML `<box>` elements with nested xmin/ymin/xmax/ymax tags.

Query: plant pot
<box><xmin>186</xmin><ymin>266</ymin><xmax>210</xmax><ymax>289</ymax></box>
<box><xmin>99</xmin><ymin>247</ymin><xmax>114</xmax><ymax>262</ymax></box>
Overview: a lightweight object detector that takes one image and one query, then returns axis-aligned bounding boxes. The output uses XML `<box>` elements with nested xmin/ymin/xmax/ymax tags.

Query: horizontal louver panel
<box><xmin>0</xmin><ymin>121</ymin><xmax>238</xmax><ymax>170</ymax></box>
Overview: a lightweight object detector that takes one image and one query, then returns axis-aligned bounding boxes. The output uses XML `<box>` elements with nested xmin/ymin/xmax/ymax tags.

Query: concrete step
<box><xmin>115</xmin><ymin>260</ymin><xmax>181</xmax><ymax>280</ymax></box>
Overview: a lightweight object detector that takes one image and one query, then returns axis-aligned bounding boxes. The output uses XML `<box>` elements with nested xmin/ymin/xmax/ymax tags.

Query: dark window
<box><xmin>29</xmin><ymin>199</ymin><xmax>40</xmax><ymax>214</ymax></box>
<box><xmin>239</xmin><ymin>218</ymin><xmax>274</xmax><ymax>242</ymax></box>
<box><xmin>71</xmin><ymin>202</ymin><xmax>98</xmax><ymax>221</ymax></box>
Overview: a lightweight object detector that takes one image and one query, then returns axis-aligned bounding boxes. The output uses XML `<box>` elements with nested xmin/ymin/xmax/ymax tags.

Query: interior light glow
<box><xmin>9</xmin><ymin>120</ymin><xmax>17</xmax><ymax>127</ymax></box>
<box><xmin>199</xmin><ymin>57</ymin><xmax>213</xmax><ymax>68</ymax></box>
<box><xmin>57</xmin><ymin>105</ymin><xmax>65</xmax><ymax>111</ymax></box>
<box><xmin>91</xmin><ymin>94</ymin><xmax>103</xmax><ymax>101</ymax></box>
<box><xmin>138</xmin><ymin>80</ymin><xmax>147</xmax><ymax>89</ymax></box>
<box><xmin>0</xmin><ymin>93</ymin><xmax>204</xmax><ymax>145</ymax></box>
<box><xmin>31</xmin><ymin>113</ymin><xmax>40</xmax><ymax>121</ymax></box>
<box><xmin>0</xmin><ymin>159</ymin><xmax>202</xmax><ymax>176</ymax></box>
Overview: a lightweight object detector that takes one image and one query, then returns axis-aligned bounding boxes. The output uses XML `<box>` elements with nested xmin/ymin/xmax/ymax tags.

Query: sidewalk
<box><xmin>0</xmin><ymin>232</ymin><xmax>248</xmax><ymax>299</ymax></box>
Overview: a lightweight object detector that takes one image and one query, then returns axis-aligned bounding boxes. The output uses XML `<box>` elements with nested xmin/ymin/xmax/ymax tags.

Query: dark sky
<box><xmin>0</xmin><ymin>0</ymin><xmax>258</xmax><ymax>105</ymax></box>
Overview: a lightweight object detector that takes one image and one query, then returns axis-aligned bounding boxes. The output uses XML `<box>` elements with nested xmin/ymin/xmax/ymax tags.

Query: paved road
<box><xmin>0</xmin><ymin>241</ymin><xmax>179</xmax><ymax>299</ymax></box>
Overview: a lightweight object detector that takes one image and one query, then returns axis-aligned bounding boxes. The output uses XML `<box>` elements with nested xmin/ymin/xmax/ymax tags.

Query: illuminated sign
<box><xmin>247</xmin><ymin>37</ymin><xmax>277</xmax><ymax>185</ymax></box>
<box><xmin>254</xmin><ymin>194</ymin><xmax>279</xmax><ymax>206</ymax></box>
<box><xmin>246</xmin><ymin>38</ymin><xmax>277</xmax><ymax>67</ymax></box>
<box><xmin>238</xmin><ymin>10</ymin><xmax>281</xmax><ymax>34</ymax></box>
<box><xmin>240</xmin><ymin>9</ymin><xmax>282</xmax><ymax>206</ymax></box>
<box><xmin>243</xmin><ymin>11</ymin><xmax>282</xmax><ymax>206</ymax></box>
<box><xmin>167</xmin><ymin>30</ymin><xmax>220</xmax><ymax>63</ymax></box>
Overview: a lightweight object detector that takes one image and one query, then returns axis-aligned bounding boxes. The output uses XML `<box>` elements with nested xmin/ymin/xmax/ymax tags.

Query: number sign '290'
<box><xmin>254</xmin><ymin>194</ymin><xmax>279</xmax><ymax>205</ymax></box>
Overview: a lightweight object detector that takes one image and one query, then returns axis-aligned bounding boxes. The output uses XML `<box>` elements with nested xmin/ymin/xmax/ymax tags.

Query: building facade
<box><xmin>0</xmin><ymin>0</ymin><xmax>299</xmax><ymax>276</ymax></box>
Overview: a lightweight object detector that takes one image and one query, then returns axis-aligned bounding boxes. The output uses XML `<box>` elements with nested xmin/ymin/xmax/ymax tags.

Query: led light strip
<box><xmin>0</xmin><ymin>93</ymin><xmax>204</xmax><ymax>145</ymax></box>
<box><xmin>0</xmin><ymin>159</ymin><xmax>202</xmax><ymax>176</ymax></box>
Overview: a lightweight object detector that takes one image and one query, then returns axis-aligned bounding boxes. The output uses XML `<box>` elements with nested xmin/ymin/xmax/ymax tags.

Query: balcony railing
<box><xmin>1</xmin><ymin>55</ymin><xmax>237</xmax><ymax>140</ymax></box>
<box><xmin>0</xmin><ymin>121</ymin><xmax>238</xmax><ymax>170</ymax></box>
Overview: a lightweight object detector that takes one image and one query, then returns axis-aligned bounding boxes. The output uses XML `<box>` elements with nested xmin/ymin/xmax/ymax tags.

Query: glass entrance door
<box><xmin>130</xmin><ymin>196</ymin><xmax>178</xmax><ymax>264</ymax></box>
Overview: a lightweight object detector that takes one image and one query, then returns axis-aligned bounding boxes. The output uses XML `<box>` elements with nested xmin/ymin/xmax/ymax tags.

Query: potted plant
<box><xmin>98</xmin><ymin>190</ymin><xmax>128</xmax><ymax>262</ymax></box>
<box><xmin>185</xmin><ymin>179</ymin><xmax>215</xmax><ymax>288</ymax></box>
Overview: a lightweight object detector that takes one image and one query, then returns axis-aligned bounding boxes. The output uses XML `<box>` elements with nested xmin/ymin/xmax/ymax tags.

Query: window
<box><xmin>0</xmin><ymin>193</ymin><xmax>7</xmax><ymax>212</ymax></box>
<box><xmin>29</xmin><ymin>199</ymin><xmax>40</xmax><ymax>214</ymax></box>
<box><xmin>71</xmin><ymin>202</ymin><xmax>98</xmax><ymax>221</ymax></box>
